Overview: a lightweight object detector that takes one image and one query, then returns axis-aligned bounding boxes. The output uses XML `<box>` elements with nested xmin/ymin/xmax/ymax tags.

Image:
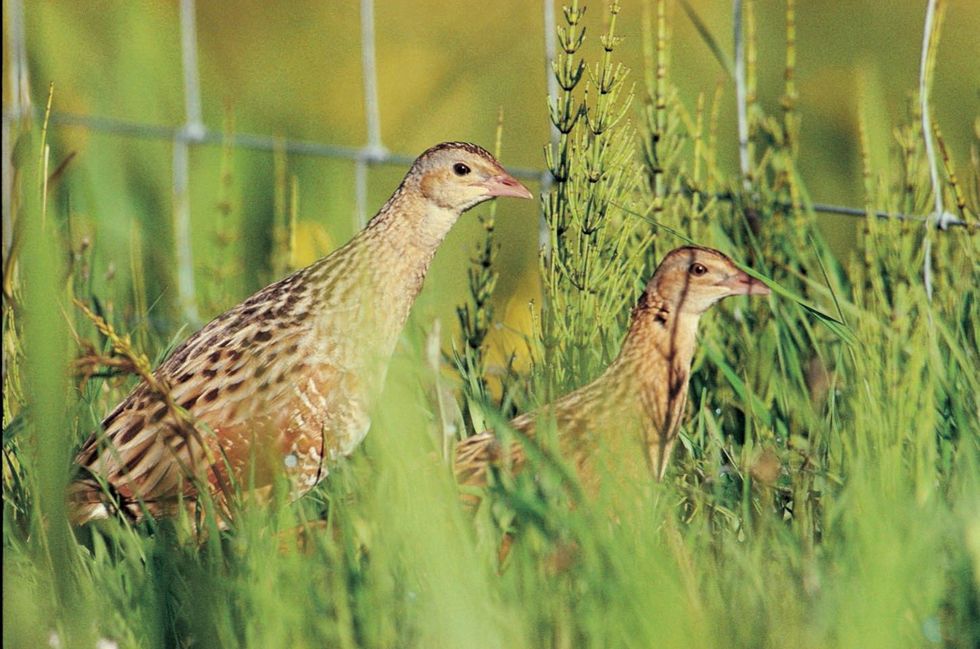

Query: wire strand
<box><xmin>1</xmin><ymin>106</ymin><xmax>973</xmax><ymax>232</ymax></box>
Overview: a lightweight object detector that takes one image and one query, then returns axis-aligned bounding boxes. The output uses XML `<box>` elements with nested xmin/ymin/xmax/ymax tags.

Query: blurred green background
<box><xmin>5</xmin><ymin>0</ymin><xmax>978</xmax><ymax>358</ymax></box>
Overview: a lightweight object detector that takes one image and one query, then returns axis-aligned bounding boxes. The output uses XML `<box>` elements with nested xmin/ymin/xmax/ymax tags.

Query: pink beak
<box><xmin>480</xmin><ymin>173</ymin><xmax>533</xmax><ymax>200</ymax></box>
<box><xmin>718</xmin><ymin>270</ymin><xmax>771</xmax><ymax>296</ymax></box>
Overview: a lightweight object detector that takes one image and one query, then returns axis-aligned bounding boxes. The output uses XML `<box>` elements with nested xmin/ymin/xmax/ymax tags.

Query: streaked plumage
<box><xmin>70</xmin><ymin>142</ymin><xmax>532</xmax><ymax>525</ymax></box>
<box><xmin>455</xmin><ymin>246</ymin><xmax>770</xmax><ymax>493</ymax></box>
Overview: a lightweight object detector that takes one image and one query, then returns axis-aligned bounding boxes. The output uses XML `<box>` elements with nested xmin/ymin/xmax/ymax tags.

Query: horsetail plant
<box><xmin>538</xmin><ymin>0</ymin><xmax>650</xmax><ymax>392</ymax></box>
<box><xmin>452</xmin><ymin>112</ymin><xmax>508</xmax><ymax>433</ymax></box>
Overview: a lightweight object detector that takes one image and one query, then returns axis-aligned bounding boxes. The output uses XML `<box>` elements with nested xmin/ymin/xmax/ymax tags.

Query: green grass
<box><xmin>3</xmin><ymin>2</ymin><xmax>979</xmax><ymax>648</ymax></box>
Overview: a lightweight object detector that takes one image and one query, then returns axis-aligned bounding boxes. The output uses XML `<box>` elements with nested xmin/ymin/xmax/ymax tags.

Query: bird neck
<box><xmin>612</xmin><ymin>292</ymin><xmax>702</xmax><ymax>397</ymax></box>
<box><xmin>363</xmin><ymin>181</ymin><xmax>461</xmax><ymax>279</ymax></box>
<box><xmin>323</xmin><ymin>184</ymin><xmax>460</xmax><ymax>358</ymax></box>
<box><xmin>356</xmin><ymin>186</ymin><xmax>460</xmax><ymax>298</ymax></box>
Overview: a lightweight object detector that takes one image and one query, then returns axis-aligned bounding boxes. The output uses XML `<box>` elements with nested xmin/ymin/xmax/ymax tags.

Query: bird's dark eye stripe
<box><xmin>689</xmin><ymin>263</ymin><xmax>708</xmax><ymax>276</ymax></box>
<box><xmin>453</xmin><ymin>163</ymin><xmax>471</xmax><ymax>176</ymax></box>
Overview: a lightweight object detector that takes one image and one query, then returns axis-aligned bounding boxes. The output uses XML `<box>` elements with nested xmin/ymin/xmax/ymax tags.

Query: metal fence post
<box><xmin>355</xmin><ymin>0</ymin><xmax>388</xmax><ymax>228</ymax></box>
<box><xmin>173</xmin><ymin>0</ymin><xmax>205</xmax><ymax>323</ymax></box>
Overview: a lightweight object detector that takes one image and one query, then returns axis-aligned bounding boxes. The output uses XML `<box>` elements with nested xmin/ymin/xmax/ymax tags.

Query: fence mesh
<box><xmin>2</xmin><ymin>0</ymin><xmax>971</xmax><ymax>320</ymax></box>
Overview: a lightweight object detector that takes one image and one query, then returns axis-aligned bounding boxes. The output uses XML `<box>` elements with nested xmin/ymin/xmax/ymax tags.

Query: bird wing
<box><xmin>69</xmin><ymin>266</ymin><xmax>341</xmax><ymax>523</ymax></box>
<box><xmin>452</xmin><ymin>387</ymin><xmax>597</xmax><ymax>490</ymax></box>
<box><xmin>70</xmin><ymin>379</ymin><xmax>217</xmax><ymax>523</ymax></box>
<box><xmin>453</xmin><ymin>371</ymin><xmax>656</xmax><ymax>499</ymax></box>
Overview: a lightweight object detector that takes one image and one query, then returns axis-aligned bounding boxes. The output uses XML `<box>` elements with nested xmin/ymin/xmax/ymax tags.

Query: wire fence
<box><xmin>2</xmin><ymin>0</ymin><xmax>973</xmax><ymax>320</ymax></box>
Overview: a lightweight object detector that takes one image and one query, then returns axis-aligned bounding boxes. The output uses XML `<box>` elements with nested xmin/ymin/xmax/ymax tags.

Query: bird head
<box><xmin>412</xmin><ymin>142</ymin><xmax>533</xmax><ymax>212</ymax></box>
<box><xmin>646</xmin><ymin>246</ymin><xmax>771</xmax><ymax>316</ymax></box>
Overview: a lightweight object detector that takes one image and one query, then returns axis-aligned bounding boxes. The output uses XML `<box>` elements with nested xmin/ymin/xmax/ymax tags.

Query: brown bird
<box><xmin>70</xmin><ymin>142</ymin><xmax>532</xmax><ymax>525</ymax></box>
<box><xmin>455</xmin><ymin>246</ymin><xmax>770</xmax><ymax>495</ymax></box>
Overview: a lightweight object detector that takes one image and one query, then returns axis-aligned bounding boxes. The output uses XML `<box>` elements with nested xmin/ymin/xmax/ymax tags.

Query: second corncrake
<box><xmin>70</xmin><ymin>142</ymin><xmax>533</xmax><ymax>525</ymax></box>
<box><xmin>455</xmin><ymin>246</ymin><xmax>771</xmax><ymax>496</ymax></box>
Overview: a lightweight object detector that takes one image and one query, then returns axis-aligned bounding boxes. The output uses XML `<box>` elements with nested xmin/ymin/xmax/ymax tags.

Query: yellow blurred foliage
<box><xmin>485</xmin><ymin>271</ymin><xmax>540</xmax><ymax>378</ymax></box>
<box><xmin>291</xmin><ymin>220</ymin><xmax>334</xmax><ymax>268</ymax></box>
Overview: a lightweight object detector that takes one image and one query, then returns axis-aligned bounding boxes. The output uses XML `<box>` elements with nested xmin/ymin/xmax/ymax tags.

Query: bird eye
<box><xmin>452</xmin><ymin>163</ymin><xmax>471</xmax><ymax>176</ymax></box>
<box><xmin>689</xmin><ymin>263</ymin><xmax>708</xmax><ymax>277</ymax></box>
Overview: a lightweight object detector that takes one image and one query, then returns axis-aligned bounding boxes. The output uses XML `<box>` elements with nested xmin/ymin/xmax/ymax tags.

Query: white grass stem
<box><xmin>733</xmin><ymin>0</ymin><xmax>751</xmax><ymax>192</ymax></box>
<box><xmin>180</xmin><ymin>0</ymin><xmax>205</xmax><ymax>137</ymax></box>
<box><xmin>173</xmin><ymin>0</ymin><xmax>203</xmax><ymax>324</ymax></box>
<box><xmin>172</xmin><ymin>141</ymin><xmax>198</xmax><ymax>323</ymax></box>
<box><xmin>543</xmin><ymin>0</ymin><xmax>559</xmax><ymax>150</ymax></box>
<box><xmin>541</xmin><ymin>0</ymin><xmax>558</xmax><ymax>251</ymax></box>
<box><xmin>360</xmin><ymin>0</ymin><xmax>383</xmax><ymax>152</ymax></box>
<box><xmin>356</xmin><ymin>0</ymin><xmax>387</xmax><ymax>228</ymax></box>
<box><xmin>355</xmin><ymin>158</ymin><xmax>369</xmax><ymax>229</ymax></box>
<box><xmin>3</xmin><ymin>0</ymin><xmax>29</xmax><ymax>260</ymax></box>
<box><xmin>918</xmin><ymin>0</ymin><xmax>944</xmax><ymax>302</ymax></box>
